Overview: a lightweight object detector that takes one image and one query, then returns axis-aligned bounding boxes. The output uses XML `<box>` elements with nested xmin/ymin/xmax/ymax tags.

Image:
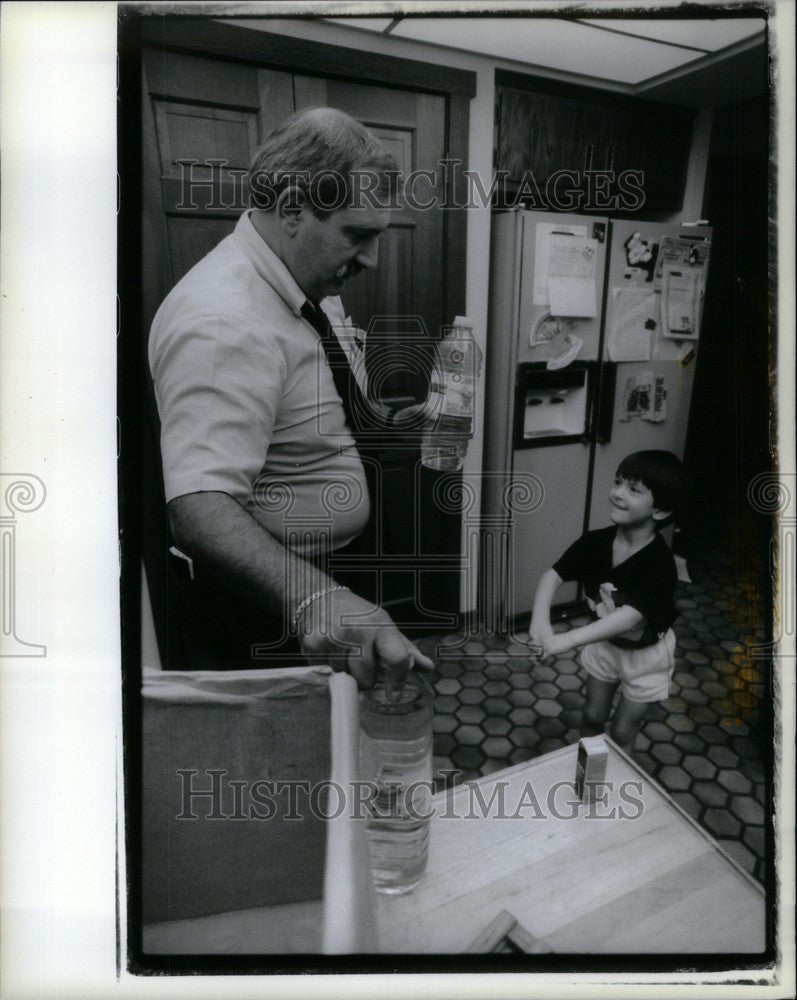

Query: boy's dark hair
<box><xmin>616</xmin><ymin>450</ymin><xmax>691</xmax><ymax>528</ymax></box>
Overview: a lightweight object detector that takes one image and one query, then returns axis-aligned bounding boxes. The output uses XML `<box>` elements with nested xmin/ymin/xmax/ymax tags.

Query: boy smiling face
<box><xmin>609</xmin><ymin>475</ymin><xmax>669</xmax><ymax>529</ymax></box>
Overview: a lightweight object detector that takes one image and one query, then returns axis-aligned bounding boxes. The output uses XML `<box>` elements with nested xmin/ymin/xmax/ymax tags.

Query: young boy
<box><xmin>528</xmin><ymin>450</ymin><xmax>690</xmax><ymax>753</ymax></box>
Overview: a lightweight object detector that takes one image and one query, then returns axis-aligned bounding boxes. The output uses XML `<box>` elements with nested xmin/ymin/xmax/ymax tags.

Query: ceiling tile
<box><xmin>388</xmin><ymin>18</ymin><xmax>701</xmax><ymax>85</ymax></box>
<box><xmin>325</xmin><ymin>18</ymin><xmax>394</xmax><ymax>34</ymax></box>
<box><xmin>579</xmin><ymin>17</ymin><xmax>766</xmax><ymax>53</ymax></box>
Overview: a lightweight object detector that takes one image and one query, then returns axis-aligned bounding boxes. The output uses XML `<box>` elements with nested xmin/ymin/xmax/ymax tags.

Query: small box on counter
<box><xmin>575</xmin><ymin>735</ymin><xmax>608</xmax><ymax>803</ymax></box>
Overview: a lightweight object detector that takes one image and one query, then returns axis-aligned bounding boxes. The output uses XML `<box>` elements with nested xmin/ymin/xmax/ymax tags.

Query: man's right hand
<box><xmin>297</xmin><ymin>587</ymin><xmax>435</xmax><ymax>690</ymax></box>
<box><xmin>168</xmin><ymin>492</ymin><xmax>435</xmax><ymax>688</ymax></box>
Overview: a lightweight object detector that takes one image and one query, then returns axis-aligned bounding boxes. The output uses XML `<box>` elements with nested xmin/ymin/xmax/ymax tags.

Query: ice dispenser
<box><xmin>513</xmin><ymin>362</ymin><xmax>594</xmax><ymax>448</ymax></box>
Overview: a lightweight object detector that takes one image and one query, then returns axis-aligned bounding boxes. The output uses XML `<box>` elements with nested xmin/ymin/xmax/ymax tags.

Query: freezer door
<box><xmin>588</xmin><ymin>359</ymin><xmax>696</xmax><ymax>531</ymax></box>
<box><xmin>511</xmin><ymin>441</ymin><xmax>591</xmax><ymax>616</ymax></box>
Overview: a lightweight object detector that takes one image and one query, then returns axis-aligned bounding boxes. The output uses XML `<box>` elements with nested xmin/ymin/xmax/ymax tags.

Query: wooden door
<box><xmin>289</xmin><ymin>76</ymin><xmax>455</xmax><ymax>621</ymax></box>
<box><xmin>138</xmin><ymin>48</ymin><xmax>278</xmax><ymax>667</ymax></box>
<box><xmin>136</xmin><ymin>34</ymin><xmax>468</xmax><ymax>649</ymax></box>
<box><xmin>141</xmin><ymin>49</ymin><xmax>294</xmax><ymax>331</ymax></box>
<box><xmin>296</xmin><ymin>77</ymin><xmax>446</xmax><ymax>372</ymax></box>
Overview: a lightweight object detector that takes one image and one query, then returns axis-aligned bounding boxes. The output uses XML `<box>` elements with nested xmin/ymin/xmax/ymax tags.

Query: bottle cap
<box><xmin>361</xmin><ymin>673</ymin><xmax>433</xmax><ymax>713</ymax></box>
<box><xmin>452</xmin><ymin>316</ymin><xmax>474</xmax><ymax>328</ymax></box>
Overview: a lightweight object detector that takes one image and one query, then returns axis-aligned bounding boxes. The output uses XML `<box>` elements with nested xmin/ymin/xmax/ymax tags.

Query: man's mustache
<box><xmin>335</xmin><ymin>263</ymin><xmax>363</xmax><ymax>280</ymax></box>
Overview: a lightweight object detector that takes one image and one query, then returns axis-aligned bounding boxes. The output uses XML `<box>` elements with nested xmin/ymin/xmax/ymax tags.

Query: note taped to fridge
<box><xmin>532</xmin><ymin>223</ymin><xmax>588</xmax><ymax>305</ymax></box>
<box><xmin>607</xmin><ymin>288</ymin><xmax>657</xmax><ymax>361</ymax></box>
<box><xmin>545</xmin><ymin>236</ymin><xmax>599</xmax><ymax>317</ymax></box>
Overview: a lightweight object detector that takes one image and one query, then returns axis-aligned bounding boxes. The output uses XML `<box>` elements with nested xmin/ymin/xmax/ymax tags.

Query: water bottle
<box><xmin>359</xmin><ymin>674</ymin><xmax>434</xmax><ymax>894</ymax></box>
<box><xmin>421</xmin><ymin>316</ymin><xmax>483</xmax><ymax>471</ymax></box>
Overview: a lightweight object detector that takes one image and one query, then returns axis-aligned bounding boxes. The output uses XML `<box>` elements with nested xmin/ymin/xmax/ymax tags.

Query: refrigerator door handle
<box><xmin>595</xmin><ymin>362</ymin><xmax>617</xmax><ymax>444</ymax></box>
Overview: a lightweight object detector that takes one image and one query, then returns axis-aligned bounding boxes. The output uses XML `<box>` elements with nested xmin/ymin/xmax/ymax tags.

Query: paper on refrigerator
<box><xmin>661</xmin><ymin>266</ymin><xmax>701</xmax><ymax>339</ymax></box>
<box><xmin>619</xmin><ymin>370</ymin><xmax>668</xmax><ymax>423</ymax></box>
<box><xmin>607</xmin><ymin>287</ymin><xmax>659</xmax><ymax>361</ymax></box>
<box><xmin>532</xmin><ymin>223</ymin><xmax>587</xmax><ymax>305</ymax></box>
<box><xmin>654</xmin><ymin>234</ymin><xmax>711</xmax><ymax>286</ymax></box>
<box><xmin>546</xmin><ymin>236</ymin><xmax>599</xmax><ymax>317</ymax></box>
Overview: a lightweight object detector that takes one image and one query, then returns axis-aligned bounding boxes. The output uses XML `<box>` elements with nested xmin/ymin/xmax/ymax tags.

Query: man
<box><xmin>148</xmin><ymin>107</ymin><xmax>433</xmax><ymax>687</ymax></box>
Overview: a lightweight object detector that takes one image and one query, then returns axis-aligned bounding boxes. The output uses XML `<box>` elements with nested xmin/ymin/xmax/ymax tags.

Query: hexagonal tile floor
<box><xmin>415</xmin><ymin>545</ymin><xmax>771</xmax><ymax>886</ymax></box>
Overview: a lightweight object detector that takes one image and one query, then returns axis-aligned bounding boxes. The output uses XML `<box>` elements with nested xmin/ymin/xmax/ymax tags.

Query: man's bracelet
<box><xmin>290</xmin><ymin>585</ymin><xmax>348</xmax><ymax>635</ymax></box>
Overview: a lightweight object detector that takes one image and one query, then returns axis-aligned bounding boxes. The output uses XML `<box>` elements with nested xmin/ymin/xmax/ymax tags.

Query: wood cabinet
<box><xmin>495</xmin><ymin>72</ymin><xmax>695</xmax><ymax>213</ymax></box>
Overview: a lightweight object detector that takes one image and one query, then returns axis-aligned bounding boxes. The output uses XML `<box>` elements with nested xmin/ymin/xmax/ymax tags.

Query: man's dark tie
<box><xmin>301</xmin><ymin>299</ymin><xmax>382</xmax><ymax>585</ymax></box>
<box><xmin>301</xmin><ymin>299</ymin><xmax>373</xmax><ymax>439</ymax></box>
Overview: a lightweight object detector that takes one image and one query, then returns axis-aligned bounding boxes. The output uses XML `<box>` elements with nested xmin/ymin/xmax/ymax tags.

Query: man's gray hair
<box><xmin>249</xmin><ymin>107</ymin><xmax>399</xmax><ymax>214</ymax></box>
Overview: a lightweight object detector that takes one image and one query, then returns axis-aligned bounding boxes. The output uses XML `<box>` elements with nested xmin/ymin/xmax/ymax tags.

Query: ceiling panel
<box><xmin>325</xmin><ymin>18</ymin><xmax>393</xmax><ymax>34</ymax></box>
<box><xmin>386</xmin><ymin>18</ymin><xmax>700</xmax><ymax>85</ymax></box>
<box><xmin>578</xmin><ymin>17</ymin><xmax>766</xmax><ymax>52</ymax></box>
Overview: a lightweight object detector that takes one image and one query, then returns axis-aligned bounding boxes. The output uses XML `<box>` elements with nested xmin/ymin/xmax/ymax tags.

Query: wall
<box><xmin>665</xmin><ymin>105</ymin><xmax>713</xmax><ymax>224</ymax></box>
<box><xmin>225</xmin><ymin>15</ymin><xmax>714</xmax><ymax>613</ymax></box>
<box><xmin>685</xmin><ymin>93</ymin><xmax>770</xmax><ymax>544</ymax></box>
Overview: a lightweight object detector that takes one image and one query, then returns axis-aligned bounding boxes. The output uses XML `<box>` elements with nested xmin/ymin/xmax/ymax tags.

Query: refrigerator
<box><xmin>482</xmin><ymin>209</ymin><xmax>712</xmax><ymax>625</ymax></box>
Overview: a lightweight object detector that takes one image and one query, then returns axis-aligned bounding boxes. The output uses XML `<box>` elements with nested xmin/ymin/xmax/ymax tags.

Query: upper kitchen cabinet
<box><xmin>495</xmin><ymin>71</ymin><xmax>695</xmax><ymax>214</ymax></box>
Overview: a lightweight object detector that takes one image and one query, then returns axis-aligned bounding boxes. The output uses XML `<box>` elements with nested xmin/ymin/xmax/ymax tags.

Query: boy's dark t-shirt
<box><xmin>553</xmin><ymin>526</ymin><xmax>678</xmax><ymax>648</ymax></box>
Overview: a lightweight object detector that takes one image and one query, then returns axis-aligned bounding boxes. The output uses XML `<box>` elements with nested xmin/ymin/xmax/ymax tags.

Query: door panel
<box><xmin>322</xmin><ymin>80</ymin><xmax>446</xmax><ymax>389</ymax></box>
<box><xmin>155</xmin><ymin>103</ymin><xmax>256</xmax><ymax>170</ymax></box>
<box><xmin>143</xmin><ymin>48</ymin><xmax>261</xmax><ymax>108</ymax></box>
<box><xmin>314</xmin><ymin>79</ymin><xmax>455</xmax><ymax>622</ymax></box>
<box><xmin>166</xmin><ymin>217</ymin><xmax>238</xmax><ymax>285</ymax></box>
<box><xmin>256</xmin><ymin>69</ymin><xmax>295</xmax><ymax>136</ymax></box>
<box><xmin>352</xmin><ymin>225</ymin><xmax>415</xmax><ymax>319</ymax></box>
<box><xmin>293</xmin><ymin>73</ymin><xmax>327</xmax><ymax>108</ymax></box>
<box><xmin>153</xmin><ymin>98</ymin><xmax>255</xmax><ymax>283</ymax></box>
<box><xmin>142</xmin><ymin>49</ymin><xmax>266</xmax><ymax>327</ymax></box>
<box><xmin>370</xmin><ymin>128</ymin><xmax>412</xmax><ymax>175</ymax></box>
<box><xmin>326</xmin><ymin>78</ymin><xmax>419</xmax><ymax>124</ymax></box>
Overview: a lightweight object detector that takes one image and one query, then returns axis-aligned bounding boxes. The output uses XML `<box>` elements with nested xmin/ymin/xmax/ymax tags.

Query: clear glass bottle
<box><xmin>359</xmin><ymin>674</ymin><xmax>434</xmax><ymax>894</ymax></box>
<box><xmin>421</xmin><ymin>316</ymin><xmax>483</xmax><ymax>472</ymax></box>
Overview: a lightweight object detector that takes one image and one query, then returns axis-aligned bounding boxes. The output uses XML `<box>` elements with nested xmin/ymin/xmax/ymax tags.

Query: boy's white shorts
<box><xmin>580</xmin><ymin>629</ymin><xmax>677</xmax><ymax>703</ymax></box>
